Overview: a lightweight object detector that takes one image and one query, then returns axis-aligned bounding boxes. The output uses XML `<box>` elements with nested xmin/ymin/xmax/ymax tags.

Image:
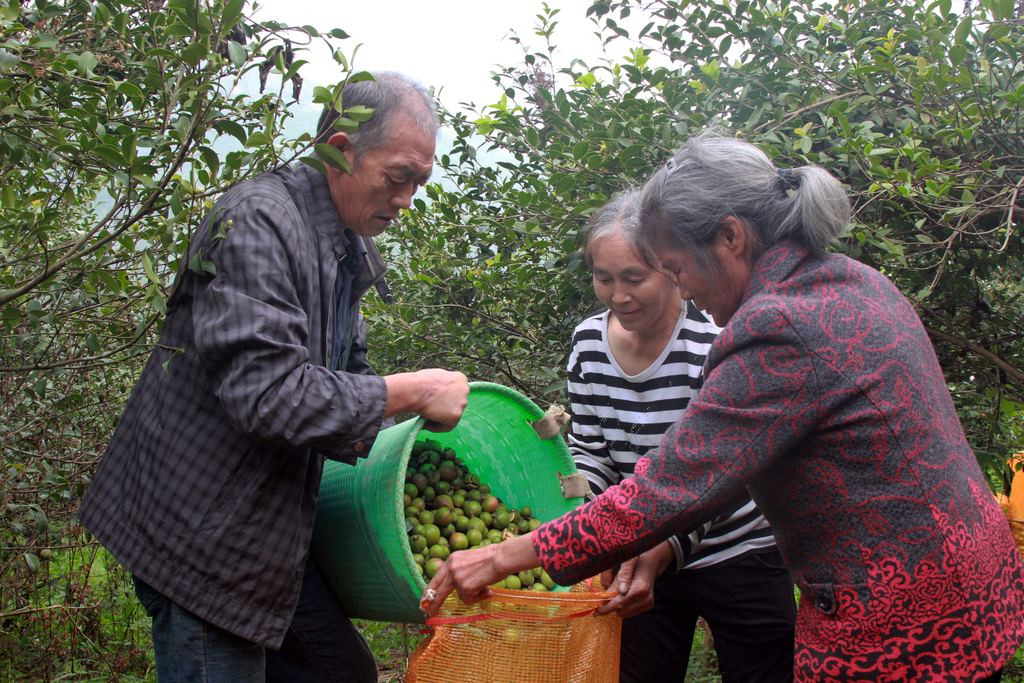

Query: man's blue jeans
<box><xmin>133</xmin><ymin>554</ymin><xmax>377</xmax><ymax>683</ymax></box>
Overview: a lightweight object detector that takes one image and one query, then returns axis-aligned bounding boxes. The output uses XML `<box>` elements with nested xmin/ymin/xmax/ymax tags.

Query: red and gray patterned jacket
<box><xmin>535</xmin><ymin>242</ymin><xmax>1024</xmax><ymax>682</ymax></box>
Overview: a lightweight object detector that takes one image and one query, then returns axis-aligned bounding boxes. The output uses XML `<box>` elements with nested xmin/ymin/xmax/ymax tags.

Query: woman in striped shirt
<box><xmin>568</xmin><ymin>191</ymin><xmax>796</xmax><ymax>683</ymax></box>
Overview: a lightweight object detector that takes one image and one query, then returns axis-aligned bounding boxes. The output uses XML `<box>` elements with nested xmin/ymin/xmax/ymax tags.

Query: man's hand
<box><xmin>384</xmin><ymin>369</ymin><xmax>468</xmax><ymax>431</ymax></box>
<box><xmin>595</xmin><ymin>540</ymin><xmax>675</xmax><ymax>618</ymax></box>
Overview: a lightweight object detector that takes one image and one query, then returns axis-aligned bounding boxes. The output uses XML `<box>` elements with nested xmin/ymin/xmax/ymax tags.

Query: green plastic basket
<box><xmin>312</xmin><ymin>382</ymin><xmax>583</xmax><ymax>624</ymax></box>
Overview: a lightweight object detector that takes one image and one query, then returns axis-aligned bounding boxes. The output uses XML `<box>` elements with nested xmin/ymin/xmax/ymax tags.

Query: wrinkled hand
<box><xmin>421</xmin><ymin>533</ymin><xmax>539</xmax><ymax>618</ymax></box>
<box><xmin>416</xmin><ymin>369</ymin><xmax>469</xmax><ymax>432</ymax></box>
<box><xmin>422</xmin><ymin>545</ymin><xmax>500</xmax><ymax>617</ymax></box>
<box><xmin>595</xmin><ymin>541</ymin><xmax>675</xmax><ymax>618</ymax></box>
<box><xmin>386</xmin><ymin>369</ymin><xmax>469</xmax><ymax>432</ymax></box>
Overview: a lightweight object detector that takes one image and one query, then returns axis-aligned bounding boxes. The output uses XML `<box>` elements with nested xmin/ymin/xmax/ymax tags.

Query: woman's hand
<box><xmin>422</xmin><ymin>533</ymin><xmax>539</xmax><ymax>618</ymax></box>
<box><xmin>595</xmin><ymin>540</ymin><xmax>675</xmax><ymax>618</ymax></box>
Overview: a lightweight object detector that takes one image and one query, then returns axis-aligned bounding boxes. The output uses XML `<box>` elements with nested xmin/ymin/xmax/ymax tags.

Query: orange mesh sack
<box><xmin>997</xmin><ymin>452</ymin><xmax>1024</xmax><ymax>560</ymax></box>
<box><xmin>405</xmin><ymin>581</ymin><xmax>622</xmax><ymax>683</ymax></box>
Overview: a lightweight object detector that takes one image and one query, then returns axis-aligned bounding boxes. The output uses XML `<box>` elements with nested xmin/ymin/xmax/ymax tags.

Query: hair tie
<box><xmin>664</xmin><ymin>158</ymin><xmax>678</xmax><ymax>176</ymax></box>
<box><xmin>777</xmin><ymin>167</ymin><xmax>800</xmax><ymax>193</ymax></box>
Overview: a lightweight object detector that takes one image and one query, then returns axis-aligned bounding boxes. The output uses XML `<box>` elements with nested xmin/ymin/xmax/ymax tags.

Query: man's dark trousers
<box><xmin>133</xmin><ymin>553</ymin><xmax>376</xmax><ymax>683</ymax></box>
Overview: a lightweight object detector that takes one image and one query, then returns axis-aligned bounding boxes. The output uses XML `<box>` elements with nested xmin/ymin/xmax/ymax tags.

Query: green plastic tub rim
<box><xmin>313</xmin><ymin>381</ymin><xmax>583</xmax><ymax>623</ymax></box>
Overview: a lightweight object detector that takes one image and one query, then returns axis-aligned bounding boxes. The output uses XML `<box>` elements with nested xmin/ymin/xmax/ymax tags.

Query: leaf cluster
<box><xmin>367</xmin><ymin>0</ymin><xmax>1024</xmax><ymax>468</ymax></box>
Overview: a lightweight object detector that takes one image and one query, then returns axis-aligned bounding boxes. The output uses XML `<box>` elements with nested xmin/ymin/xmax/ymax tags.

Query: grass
<box><xmin>3</xmin><ymin>543</ymin><xmax>1023</xmax><ymax>682</ymax></box>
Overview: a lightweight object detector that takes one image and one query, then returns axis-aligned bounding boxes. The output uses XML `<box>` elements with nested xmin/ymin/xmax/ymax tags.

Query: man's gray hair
<box><xmin>637</xmin><ymin>132</ymin><xmax>851</xmax><ymax>282</ymax></box>
<box><xmin>315</xmin><ymin>71</ymin><xmax>439</xmax><ymax>165</ymax></box>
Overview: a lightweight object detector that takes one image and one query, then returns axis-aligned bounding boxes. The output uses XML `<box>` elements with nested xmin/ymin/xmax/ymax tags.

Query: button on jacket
<box><xmin>534</xmin><ymin>242</ymin><xmax>1024</xmax><ymax>682</ymax></box>
<box><xmin>78</xmin><ymin>163</ymin><xmax>390</xmax><ymax>648</ymax></box>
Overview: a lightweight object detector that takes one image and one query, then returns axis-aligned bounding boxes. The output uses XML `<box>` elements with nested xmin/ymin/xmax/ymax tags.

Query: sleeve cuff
<box><xmin>324</xmin><ymin>374</ymin><xmax>389</xmax><ymax>464</ymax></box>
<box><xmin>667</xmin><ymin>535</ymin><xmax>686</xmax><ymax>574</ymax></box>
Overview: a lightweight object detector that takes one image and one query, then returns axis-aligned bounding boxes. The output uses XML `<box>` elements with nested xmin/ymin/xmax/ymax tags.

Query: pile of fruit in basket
<box><xmin>404</xmin><ymin>437</ymin><xmax>558</xmax><ymax>591</ymax></box>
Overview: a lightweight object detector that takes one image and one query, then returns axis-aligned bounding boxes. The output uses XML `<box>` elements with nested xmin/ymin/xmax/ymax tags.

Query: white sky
<box><xmin>251</xmin><ymin>0</ymin><xmax>626</xmax><ymax>113</ymax></box>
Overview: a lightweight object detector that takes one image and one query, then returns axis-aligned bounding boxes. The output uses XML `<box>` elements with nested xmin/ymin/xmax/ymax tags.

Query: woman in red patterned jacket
<box><xmin>425</xmin><ymin>133</ymin><xmax>1024</xmax><ymax>682</ymax></box>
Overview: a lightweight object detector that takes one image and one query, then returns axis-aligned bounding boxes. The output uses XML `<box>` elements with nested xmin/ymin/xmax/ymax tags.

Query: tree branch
<box><xmin>924</xmin><ymin>324</ymin><xmax>1024</xmax><ymax>387</ymax></box>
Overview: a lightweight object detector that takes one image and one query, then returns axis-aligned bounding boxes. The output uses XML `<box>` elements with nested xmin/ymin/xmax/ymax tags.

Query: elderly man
<box><xmin>78</xmin><ymin>72</ymin><xmax>467</xmax><ymax>682</ymax></box>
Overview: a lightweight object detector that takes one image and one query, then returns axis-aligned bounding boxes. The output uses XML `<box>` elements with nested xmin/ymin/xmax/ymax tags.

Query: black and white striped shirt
<box><xmin>566</xmin><ymin>302</ymin><xmax>777</xmax><ymax>570</ymax></box>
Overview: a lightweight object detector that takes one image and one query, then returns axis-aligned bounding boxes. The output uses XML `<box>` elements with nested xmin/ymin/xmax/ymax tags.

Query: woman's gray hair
<box><xmin>583</xmin><ymin>190</ymin><xmax>662</xmax><ymax>267</ymax></box>
<box><xmin>314</xmin><ymin>71</ymin><xmax>439</xmax><ymax>166</ymax></box>
<box><xmin>637</xmin><ymin>132</ymin><xmax>851</xmax><ymax>280</ymax></box>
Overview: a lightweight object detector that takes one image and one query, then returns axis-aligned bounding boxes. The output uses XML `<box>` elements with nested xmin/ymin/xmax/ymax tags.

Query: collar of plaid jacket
<box><xmin>293</xmin><ymin>162</ymin><xmax>389</xmax><ymax>304</ymax></box>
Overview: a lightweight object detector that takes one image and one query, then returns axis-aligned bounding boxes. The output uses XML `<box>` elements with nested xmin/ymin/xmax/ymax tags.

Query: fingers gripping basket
<box><xmin>312</xmin><ymin>382</ymin><xmax>584</xmax><ymax>624</ymax></box>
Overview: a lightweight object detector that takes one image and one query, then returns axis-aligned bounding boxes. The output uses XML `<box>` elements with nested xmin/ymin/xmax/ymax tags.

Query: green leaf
<box><xmin>0</xmin><ymin>0</ymin><xmax>19</xmax><ymax>22</ymax></box>
<box><xmin>227</xmin><ymin>40</ymin><xmax>245</xmax><ymax>67</ymax></box>
<box><xmin>162</xmin><ymin>348</ymin><xmax>184</xmax><ymax>373</ymax></box>
<box><xmin>282</xmin><ymin>59</ymin><xmax>308</xmax><ymax>83</ymax></box>
<box><xmin>700</xmin><ymin>59</ymin><xmax>719</xmax><ymax>82</ymax></box>
<box><xmin>199</xmin><ymin>146</ymin><xmax>220</xmax><ymax>179</ymax></box>
<box><xmin>216</xmin><ymin>120</ymin><xmax>247</xmax><ymax>145</ymax></box>
<box><xmin>221</xmin><ymin>0</ymin><xmax>246</xmax><ymax>34</ymax></box>
<box><xmin>573</xmin><ymin>140</ymin><xmax>591</xmax><ymax>160</ymax></box>
<box><xmin>163</xmin><ymin>22</ymin><xmax>193</xmax><ymax>37</ymax></box>
<box><xmin>0</xmin><ymin>48</ymin><xmax>21</xmax><ymax>71</ymax></box>
<box><xmin>314</xmin><ymin>143</ymin><xmax>351</xmax><ymax>174</ymax></box>
<box><xmin>33</xmin><ymin>34</ymin><xmax>59</xmax><ymax>50</ymax></box>
<box><xmin>116</xmin><ymin>81</ymin><xmax>144</xmax><ymax>98</ymax></box>
<box><xmin>98</xmin><ymin>270</ymin><xmax>121</xmax><ymax>294</ymax></box>
<box><xmin>142</xmin><ymin>251</ymin><xmax>160</xmax><ymax>285</ymax></box>
<box><xmin>526</xmin><ymin>127</ymin><xmax>540</xmax><ymax>147</ymax></box>
<box><xmin>244</xmin><ymin>132</ymin><xmax>271</xmax><ymax>148</ymax></box>
<box><xmin>76</xmin><ymin>51</ymin><xmax>99</xmax><ymax>77</ymax></box>
<box><xmin>347</xmin><ymin>71</ymin><xmax>376</xmax><ymax>84</ymax></box>
<box><xmin>94</xmin><ymin>144</ymin><xmax>126</xmax><ymax>166</ymax></box>
<box><xmin>954</xmin><ymin>16</ymin><xmax>972</xmax><ymax>44</ymax></box>
<box><xmin>86</xmin><ymin>333</ymin><xmax>101</xmax><ymax>353</ymax></box>
<box><xmin>990</xmin><ymin>24</ymin><xmax>1011</xmax><ymax>41</ymax></box>
<box><xmin>313</xmin><ymin>86</ymin><xmax>333</xmax><ymax>104</ymax></box>
<box><xmin>344</xmin><ymin>105</ymin><xmax>374</xmax><ymax>122</ymax></box>
<box><xmin>170</xmin><ymin>187</ymin><xmax>183</xmax><ymax>216</ymax></box>
<box><xmin>24</xmin><ymin>553</ymin><xmax>40</xmax><ymax>574</ymax></box>
<box><xmin>299</xmin><ymin>155</ymin><xmax>328</xmax><ymax>177</ymax></box>
<box><xmin>167</xmin><ymin>0</ymin><xmax>214</xmax><ymax>34</ymax></box>
<box><xmin>949</xmin><ymin>44</ymin><xmax>967</xmax><ymax>66</ymax></box>
<box><xmin>182</xmin><ymin>41</ymin><xmax>208</xmax><ymax>66</ymax></box>
<box><xmin>332</xmin><ymin>116</ymin><xmax>360</xmax><ymax>134</ymax></box>
<box><xmin>188</xmin><ymin>254</ymin><xmax>216</xmax><ymax>276</ymax></box>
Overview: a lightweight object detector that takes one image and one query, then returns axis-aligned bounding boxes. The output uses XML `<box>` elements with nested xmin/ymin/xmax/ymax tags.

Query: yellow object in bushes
<box><xmin>999</xmin><ymin>452</ymin><xmax>1024</xmax><ymax>560</ymax></box>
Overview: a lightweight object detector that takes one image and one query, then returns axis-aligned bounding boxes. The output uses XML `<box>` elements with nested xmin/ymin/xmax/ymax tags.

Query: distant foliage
<box><xmin>367</xmin><ymin>0</ymin><xmax>1024</xmax><ymax>473</ymax></box>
